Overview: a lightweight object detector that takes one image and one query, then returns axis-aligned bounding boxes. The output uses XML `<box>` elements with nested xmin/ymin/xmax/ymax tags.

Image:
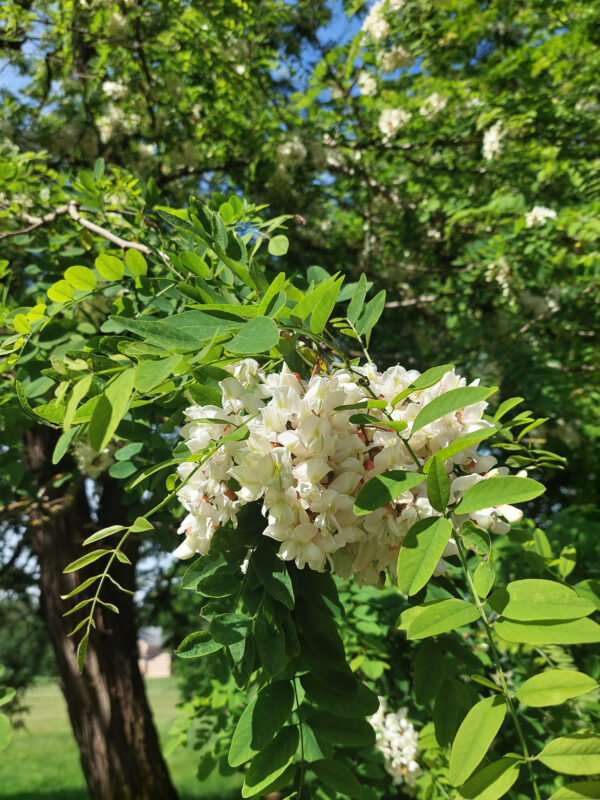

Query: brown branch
<box><xmin>0</xmin><ymin>201</ymin><xmax>151</xmax><ymax>254</ymax></box>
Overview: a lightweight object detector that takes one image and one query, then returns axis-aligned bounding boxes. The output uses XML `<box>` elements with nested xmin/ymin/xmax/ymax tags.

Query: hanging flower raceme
<box><xmin>173</xmin><ymin>360</ymin><xmax>523</xmax><ymax>585</ymax></box>
<box><xmin>369</xmin><ymin>698</ymin><xmax>422</xmax><ymax>790</ymax></box>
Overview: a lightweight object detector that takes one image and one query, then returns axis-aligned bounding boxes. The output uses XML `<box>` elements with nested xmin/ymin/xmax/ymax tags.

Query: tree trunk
<box><xmin>27</xmin><ymin>426</ymin><xmax>179</xmax><ymax>800</ymax></box>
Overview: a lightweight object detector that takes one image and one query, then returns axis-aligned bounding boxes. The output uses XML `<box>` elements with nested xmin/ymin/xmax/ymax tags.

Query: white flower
<box><xmin>102</xmin><ymin>80</ymin><xmax>127</xmax><ymax>100</ymax></box>
<box><xmin>525</xmin><ymin>206</ymin><xmax>557</xmax><ymax>228</ymax></box>
<box><xmin>362</xmin><ymin>1</ymin><xmax>390</xmax><ymax>40</ymax></box>
<box><xmin>276</xmin><ymin>135</ymin><xmax>307</xmax><ymax>167</ymax></box>
<box><xmin>107</xmin><ymin>12</ymin><xmax>128</xmax><ymax>40</ymax></box>
<box><xmin>419</xmin><ymin>93</ymin><xmax>447</xmax><ymax>118</ymax></box>
<box><xmin>74</xmin><ymin>441</ymin><xmax>114</xmax><ymax>479</ymax></box>
<box><xmin>370</xmin><ymin>699</ymin><xmax>422</xmax><ymax>788</ymax></box>
<box><xmin>482</xmin><ymin>120</ymin><xmax>505</xmax><ymax>160</ymax></box>
<box><xmin>380</xmin><ymin>45</ymin><xmax>412</xmax><ymax>73</ymax></box>
<box><xmin>357</xmin><ymin>71</ymin><xmax>377</xmax><ymax>97</ymax></box>
<box><xmin>378</xmin><ymin>108</ymin><xmax>411</xmax><ymax>141</ymax></box>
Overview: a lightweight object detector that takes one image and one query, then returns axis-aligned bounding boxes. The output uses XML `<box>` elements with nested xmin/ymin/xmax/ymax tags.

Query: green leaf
<box><xmin>397</xmin><ymin>517</ymin><xmax>453</xmax><ymax>596</ymax></box>
<box><xmin>47</xmin><ymin>280</ymin><xmax>74</xmax><ymax>303</ymax></box>
<box><xmin>242</xmin><ymin>726</ymin><xmax>299</xmax><ymax>798</ymax></box>
<box><xmin>175</xmin><ymin>631</ymin><xmax>223</xmax><ymax>659</ymax></box>
<box><xmin>290</xmin><ymin>274</ymin><xmax>340</xmax><ymax>323</ymax></box>
<box><xmin>427</xmin><ymin>455</ymin><xmax>450</xmax><ymax>512</ymax></box>
<box><xmin>229</xmin><ymin>680</ymin><xmax>295</xmax><ymax>767</ymax></box>
<box><xmin>251</xmin><ymin>547</ymin><xmax>294</xmax><ymax>609</ymax></box>
<box><xmin>227</xmin><ymin>317</ymin><xmax>280</xmax><ymax>354</ymax></box>
<box><xmin>129</xmin><ymin>516</ymin><xmax>153</xmax><ymax>533</ymax></box>
<box><xmin>268</xmin><ymin>234</ymin><xmax>289</xmax><ymax>256</ymax></box>
<box><xmin>108</xmin><ymin>460</ymin><xmax>136</xmax><ymax>479</ymax></box>
<box><xmin>13</xmin><ymin>313</ymin><xmax>30</xmax><ymax>334</ymax></box>
<box><xmin>456</xmin><ymin>476</ymin><xmax>545</xmax><ymax>514</ymax></box>
<box><xmin>494</xmin><ymin>618</ymin><xmax>600</xmax><ymax>645</ymax></box>
<box><xmin>356</xmin><ymin>289</ymin><xmax>386</xmax><ymax>340</ymax></box>
<box><xmin>461</xmin><ymin>521</ymin><xmax>491</xmax><ymax>555</ymax></box>
<box><xmin>515</xmin><ymin>670</ymin><xmax>598</xmax><ymax>707</ymax></box>
<box><xmin>411</xmin><ymin>386</ymin><xmax>496</xmax><ymax>435</ymax></box>
<box><xmin>310</xmin><ymin>759</ymin><xmax>362</xmax><ymax>798</ymax></box>
<box><xmin>449</xmin><ymin>696</ymin><xmax>507</xmax><ymax>786</ymax></box>
<box><xmin>88</xmin><ymin>368</ymin><xmax>136</xmax><ymax>452</ymax></box>
<box><xmin>347</xmin><ymin>273</ymin><xmax>368</xmax><ymax>325</ymax></box>
<box><xmin>76</xmin><ymin>633</ymin><xmax>89</xmax><ymax>673</ymax></box>
<box><xmin>0</xmin><ymin>713</ymin><xmax>10</xmax><ymax>749</ymax></box>
<box><xmin>353</xmin><ymin>470</ymin><xmax>425</xmax><ymax>516</ymax></box>
<box><xmin>82</xmin><ymin>525</ymin><xmax>126</xmax><ymax>546</ymax></box>
<box><xmin>0</xmin><ymin>687</ymin><xmax>16</xmax><ymax>708</ymax></box>
<box><xmin>423</xmin><ymin>427</ymin><xmax>496</xmax><ymax>473</ymax></box>
<box><xmin>413</xmin><ymin>640</ymin><xmax>446</xmax><ymax>704</ymax></box>
<box><xmin>537</xmin><ymin>735</ymin><xmax>600</xmax><ymax>775</ymax></box>
<box><xmin>60</xmin><ymin>574</ymin><xmax>102</xmax><ymax>600</ymax></box>
<box><xmin>310</xmin><ymin>276</ymin><xmax>343</xmax><ymax>334</ymax></box>
<box><xmin>52</xmin><ymin>426</ymin><xmax>79</xmax><ymax>465</ymax></box>
<box><xmin>134</xmin><ymin>355</ymin><xmax>181</xmax><ymax>393</ymax></box>
<box><xmin>392</xmin><ymin>364</ymin><xmax>455</xmax><ymax>406</ymax></box>
<box><xmin>549</xmin><ymin>782</ymin><xmax>600</xmax><ymax>799</ymax></box>
<box><xmin>64</xmin><ymin>265</ymin><xmax>97</xmax><ymax>291</ymax></box>
<box><xmin>308</xmin><ymin>712</ymin><xmax>375</xmax><ymax>748</ymax></box>
<box><xmin>488</xmin><ymin>580</ymin><xmax>596</xmax><ymax>621</ymax></box>
<box><xmin>210</xmin><ymin>613</ymin><xmax>252</xmax><ymax>645</ymax></box>
<box><xmin>473</xmin><ymin>562</ymin><xmax>495</xmax><ymax>598</ymax></box>
<box><xmin>400</xmin><ymin>598</ymin><xmax>479</xmax><ymax>640</ymax></box>
<box><xmin>64</xmin><ymin>374</ymin><xmax>93</xmax><ymax>431</ymax></box>
<box><xmin>494</xmin><ymin>397</ymin><xmax>524</xmax><ymax>421</ymax></box>
<box><xmin>301</xmin><ymin>674</ymin><xmax>379</xmax><ymax>718</ymax></box>
<box><xmin>111</xmin><ymin>312</ymin><xmax>241</xmax><ymax>352</ymax></box>
<box><xmin>95</xmin><ymin>254</ymin><xmax>124</xmax><ymax>281</ymax></box>
<box><xmin>63</xmin><ymin>549</ymin><xmax>110</xmax><ymax>573</ymax></box>
<box><xmin>434</xmin><ymin>679</ymin><xmax>472</xmax><ymax>747</ymax></box>
<box><xmin>125</xmin><ymin>249</ymin><xmax>148</xmax><ymax>276</ymax></box>
<box><xmin>457</xmin><ymin>758</ymin><xmax>521</xmax><ymax>800</ymax></box>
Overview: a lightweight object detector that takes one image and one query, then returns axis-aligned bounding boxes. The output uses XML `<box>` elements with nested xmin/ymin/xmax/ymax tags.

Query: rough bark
<box><xmin>26</xmin><ymin>426</ymin><xmax>178</xmax><ymax>800</ymax></box>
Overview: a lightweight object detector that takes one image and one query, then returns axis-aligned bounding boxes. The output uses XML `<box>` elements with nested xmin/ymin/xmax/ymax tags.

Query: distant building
<box><xmin>138</xmin><ymin>626</ymin><xmax>171</xmax><ymax>678</ymax></box>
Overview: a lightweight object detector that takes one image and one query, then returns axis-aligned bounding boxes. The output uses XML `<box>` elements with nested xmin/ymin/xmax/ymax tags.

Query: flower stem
<box><xmin>454</xmin><ymin>535</ymin><xmax>541</xmax><ymax>800</ymax></box>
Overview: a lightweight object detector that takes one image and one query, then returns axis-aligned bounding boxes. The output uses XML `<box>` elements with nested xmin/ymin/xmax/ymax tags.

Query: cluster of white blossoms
<box><xmin>525</xmin><ymin>205</ymin><xmax>557</xmax><ymax>228</ymax></box>
<box><xmin>419</xmin><ymin>93</ymin><xmax>447</xmax><ymax>118</ymax></box>
<box><xmin>482</xmin><ymin>120</ymin><xmax>505</xmax><ymax>160</ymax></box>
<box><xmin>370</xmin><ymin>699</ymin><xmax>422</xmax><ymax>790</ymax></box>
<box><xmin>74</xmin><ymin>441</ymin><xmax>114</xmax><ymax>479</ymax></box>
<box><xmin>357</xmin><ymin>71</ymin><xmax>378</xmax><ymax>97</ymax></box>
<box><xmin>380</xmin><ymin>44</ymin><xmax>412</xmax><ymax>73</ymax></box>
<box><xmin>173</xmin><ymin>359</ymin><xmax>524</xmax><ymax>585</ymax></box>
<box><xmin>362</xmin><ymin>0</ymin><xmax>391</xmax><ymax>40</ymax></box>
<box><xmin>276</xmin><ymin>136</ymin><xmax>307</xmax><ymax>168</ymax></box>
<box><xmin>378</xmin><ymin>108</ymin><xmax>411</xmax><ymax>141</ymax></box>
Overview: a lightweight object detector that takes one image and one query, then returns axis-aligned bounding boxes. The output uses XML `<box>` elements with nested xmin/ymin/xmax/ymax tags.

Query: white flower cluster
<box><xmin>74</xmin><ymin>441</ymin><xmax>114</xmax><ymax>479</ymax></box>
<box><xmin>370</xmin><ymin>699</ymin><xmax>422</xmax><ymax>789</ymax></box>
<box><xmin>173</xmin><ymin>360</ymin><xmax>523</xmax><ymax>585</ymax></box>
<box><xmin>380</xmin><ymin>45</ymin><xmax>412</xmax><ymax>73</ymax></box>
<box><xmin>419</xmin><ymin>93</ymin><xmax>447</xmax><ymax>118</ymax></box>
<box><xmin>362</xmin><ymin>1</ymin><xmax>390</xmax><ymax>41</ymax></box>
<box><xmin>378</xmin><ymin>108</ymin><xmax>411</xmax><ymax>141</ymax></box>
<box><xmin>276</xmin><ymin>136</ymin><xmax>307</xmax><ymax>168</ymax></box>
<box><xmin>482</xmin><ymin>120</ymin><xmax>505</xmax><ymax>160</ymax></box>
<box><xmin>357</xmin><ymin>71</ymin><xmax>377</xmax><ymax>97</ymax></box>
<box><xmin>525</xmin><ymin>205</ymin><xmax>557</xmax><ymax>228</ymax></box>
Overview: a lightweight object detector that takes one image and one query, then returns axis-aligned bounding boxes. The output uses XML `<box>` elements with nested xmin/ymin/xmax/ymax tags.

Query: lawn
<box><xmin>0</xmin><ymin>677</ymin><xmax>242</xmax><ymax>800</ymax></box>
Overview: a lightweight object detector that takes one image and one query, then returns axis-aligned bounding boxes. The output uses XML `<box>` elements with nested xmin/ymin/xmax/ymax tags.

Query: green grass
<box><xmin>0</xmin><ymin>677</ymin><xmax>242</xmax><ymax>800</ymax></box>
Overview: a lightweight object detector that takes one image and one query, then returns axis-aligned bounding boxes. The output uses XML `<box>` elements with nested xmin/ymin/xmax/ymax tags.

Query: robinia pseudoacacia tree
<box><xmin>3</xmin><ymin>194</ymin><xmax>599</xmax><ymax>799</ymax></box>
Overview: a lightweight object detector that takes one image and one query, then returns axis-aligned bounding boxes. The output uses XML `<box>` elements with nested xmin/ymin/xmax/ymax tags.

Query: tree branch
<box><xmin>0</xmin><ymin>201</ymin><xmax>152</xmax><ymax>254</ymax></box>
